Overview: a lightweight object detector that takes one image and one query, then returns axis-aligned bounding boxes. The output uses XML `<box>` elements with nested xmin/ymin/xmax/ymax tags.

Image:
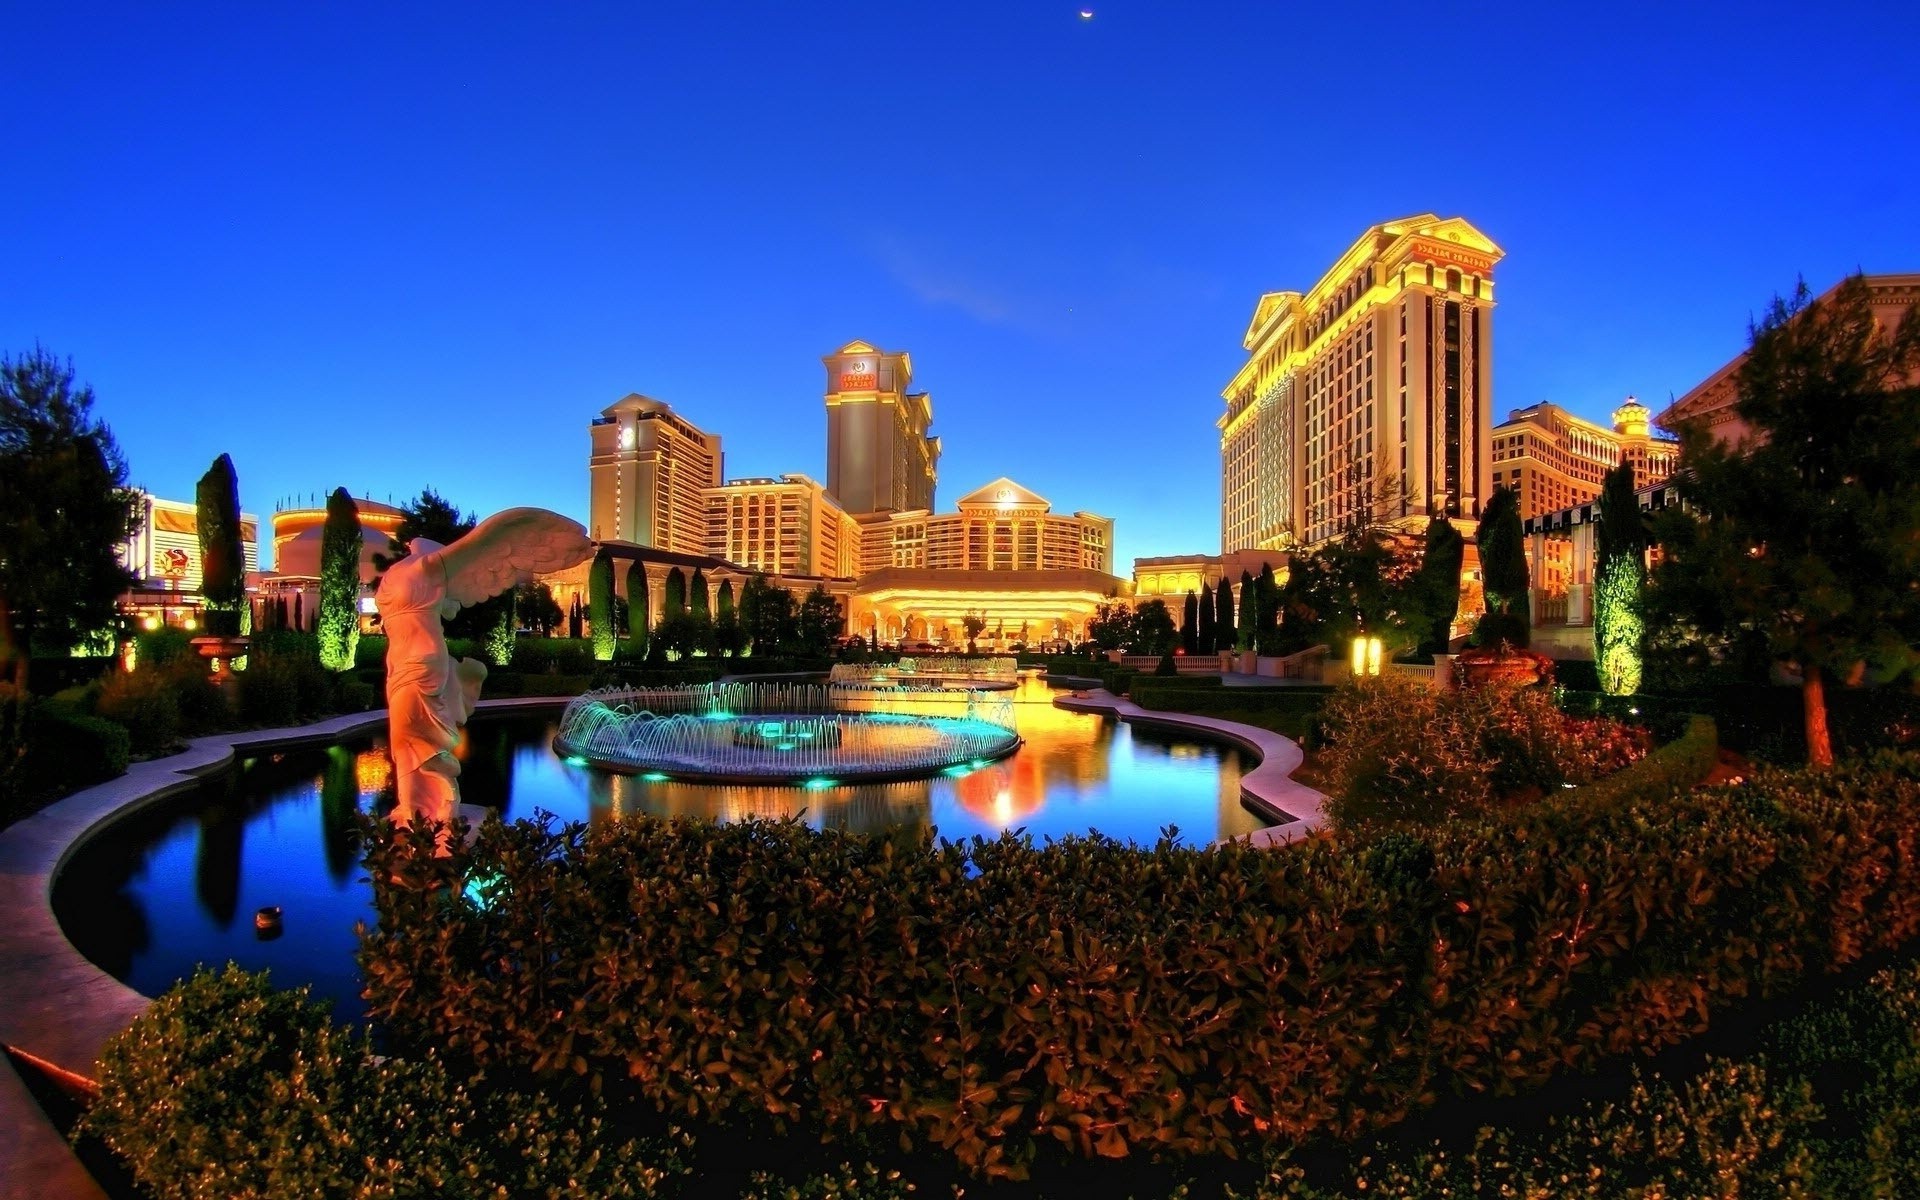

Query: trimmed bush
<box><xmin>1248</xmin><ymin>955</ymin><xmax>1920</xmax><ymax>1197</ymax></box>
<box><xmin>80</xmin><ymin>965</ymin><xmax>692</xmax><ymax>1199</ymax></box>
<box><xmin>359</xmin><ymin>755</ymin><xmax>1920</xmax><ymax>1178</ymax></box>
<box><xmin>1319</xmin><ymin>680</ymin><xmax>1647</xmax><ymax>830</ymax></box>
<box><xmin>93</xmin><ymin>665</ymin><xmax>182</xmax><ymax>754</ymax></box>
<box><xmin>1567</xmin><ymin>714</ymin><xmax>1720</xmax><ymax>806</ymax></box>
<box><xmin>2</xmin><ymin>697</ymin><xmax>129</xmax><ymax>816</ymax></box>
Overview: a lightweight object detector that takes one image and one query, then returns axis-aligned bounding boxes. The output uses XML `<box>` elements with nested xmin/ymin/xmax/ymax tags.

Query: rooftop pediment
<box><xmin>955</xmin><ymin>477</ymin><xmax>1050</xmax><ymax>510</ymax></box>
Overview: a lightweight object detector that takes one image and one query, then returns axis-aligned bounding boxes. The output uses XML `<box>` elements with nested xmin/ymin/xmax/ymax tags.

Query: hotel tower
<box><xmin>588</xmin><ymin>394</ymin><xmax>723</xmax><ymax>555</ymax></box>
<box><xmin>1220</xmin><ymin>214</ymin><xmax>1503</xmax><ymax>550</ymax></box>
<box><xmin>823</xmin><ymin>340</ymin><xmax>940</xmax><ymax>516</ymax></box>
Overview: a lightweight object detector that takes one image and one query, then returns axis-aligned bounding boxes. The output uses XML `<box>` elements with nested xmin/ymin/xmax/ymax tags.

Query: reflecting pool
<box><xmin>54</xmin><ymin>679</ymin><xmax>1264</xmax><ymax>1020</ymax></box>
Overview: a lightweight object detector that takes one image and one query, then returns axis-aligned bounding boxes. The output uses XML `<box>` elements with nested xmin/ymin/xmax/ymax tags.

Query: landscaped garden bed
<box><xmin>71</xmin><ymin>750</ymin><xmax>1920</xmax><ymax>1197</ymax></box>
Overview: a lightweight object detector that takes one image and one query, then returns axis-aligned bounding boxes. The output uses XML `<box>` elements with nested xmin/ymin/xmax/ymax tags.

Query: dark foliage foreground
<box><xmin>357</xmin><ymin>756</ymin><xmax>1920</xmax><ymax>1178</ymax></box>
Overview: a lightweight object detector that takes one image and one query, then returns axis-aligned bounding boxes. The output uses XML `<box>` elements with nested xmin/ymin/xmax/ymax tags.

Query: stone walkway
<box><xmin>1051</xmin><ymin>688</ymin><xmax>1326</xmax><ymax>847</ymax></box>
<box><xmin>0</xmin><ymin>697</ymin><xmax>569</xmax><ymax>1199</ymax></box>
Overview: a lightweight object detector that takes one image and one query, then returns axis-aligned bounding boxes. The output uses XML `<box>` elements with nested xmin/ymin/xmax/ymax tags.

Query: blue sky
<box><xmin>4</xmin><ymin>1</ymin><xmax>1916</xmax><ymax>568</ymax></box>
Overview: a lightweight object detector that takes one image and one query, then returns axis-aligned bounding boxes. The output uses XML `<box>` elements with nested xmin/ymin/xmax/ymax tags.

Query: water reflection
<box><xmin>55</xmin><ymin>679</ymin><xmax>1267</xmax><ymax>1020</ymax></box>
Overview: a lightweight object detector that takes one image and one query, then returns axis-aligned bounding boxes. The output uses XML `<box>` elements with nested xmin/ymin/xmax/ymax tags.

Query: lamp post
<box><xmin>1350</xmin><ymin>634</ymin><xmax>1384</xmax><ymax>678</ymax></box>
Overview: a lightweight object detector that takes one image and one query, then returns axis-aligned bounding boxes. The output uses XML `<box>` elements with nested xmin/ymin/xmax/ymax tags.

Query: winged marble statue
<box><xmin>375</xmin><ymin>508</ymin><xmax>592</xmax><ymax>836</ymax></box>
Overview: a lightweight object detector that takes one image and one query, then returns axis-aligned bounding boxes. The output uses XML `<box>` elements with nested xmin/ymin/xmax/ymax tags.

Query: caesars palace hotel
<box><xmin>1221</xmin><ymin>213</ymin><xmax>1503</xmax><ymax>552</ymax></box>
<box><xmin>555</xmin><ymin>342</ymin><xmax>1120</xmax><ymax>648</ymax></box>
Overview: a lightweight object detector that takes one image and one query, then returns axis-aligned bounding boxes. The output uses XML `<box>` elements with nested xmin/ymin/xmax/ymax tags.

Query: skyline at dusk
<box><xmin>6</xmin><ymin>1</ymin><xmax>1918</xmax><ymax>567</ymax></box>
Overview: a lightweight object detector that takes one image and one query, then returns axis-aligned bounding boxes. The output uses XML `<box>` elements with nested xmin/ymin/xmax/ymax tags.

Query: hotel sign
<box><xmin>838</xmin><ymin>358</ymin><xmax>878</xmax><ymax>391</ymax></box>
<box><xmin>1406</xmin><ymin>236</ymin><xmax>1496</xmax><ymax>276</ymax></box>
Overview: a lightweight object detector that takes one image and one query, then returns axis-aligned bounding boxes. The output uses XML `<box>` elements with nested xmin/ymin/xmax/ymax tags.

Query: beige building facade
<box><xmin>845</xmin><ymin>479</ymin><xmax>1119</xmax><ymax>649</ymax></box>
<box><xmin>1659</xmin><ymin>273</ymin><xmax>1920</xmax><ymax>445</ymax></box>
<box><xmin>1221</xmin><ymin>214</ymin><xmax>1503</xmax><ymax>551</ymax></box>
<box><xmin>704</xmin><ymin>473</ymin><xmax>861</xmax><ymax>579</ymax></box>
<box><xmin>1491</xmin><ymin>397</ymin><xmax>1677</xmax><ymax>520</ymax></box>
<box><xmin>823</xmin><ymin>340</ymin><xmax>939</xmax><ymax>516</ymax></box>
<box><xmin>588</xmin><ymin>394</ymin><xmax>722</xmax><ymax>556</ymax></box>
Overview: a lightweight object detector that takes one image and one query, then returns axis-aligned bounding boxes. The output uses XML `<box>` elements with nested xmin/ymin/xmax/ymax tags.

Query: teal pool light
<box><xmin>802</xmin><ymin>777</ymin><xmax>837</xmax><ymax>790</ymax></box>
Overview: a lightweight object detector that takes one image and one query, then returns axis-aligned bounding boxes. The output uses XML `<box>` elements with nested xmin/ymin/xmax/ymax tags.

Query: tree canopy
<box><xmin>0</xmin><ymin>348</ymin><xmax>138</xmax><ymax>682</ymax></box>
<box><xmin>1649</xmin><ymin>274</ymin><xmax>1920</xmax><ymax>765</ymax></box>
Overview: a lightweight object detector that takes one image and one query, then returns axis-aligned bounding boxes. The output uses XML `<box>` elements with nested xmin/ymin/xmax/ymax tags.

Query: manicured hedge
<box><xmin>1</xmin><ymin>699</ymin><xmax>129</xmax><ymax>818</ymax></box>
<box><xmin>81</xmin><ymin>966</ymin><xmax>691</xmax><ymax>1199</ymax></box>
<box><xmin>1565</xmin><ymin>713</ymin><xmax>1719</xmax><ymax>806</ymax></box>
<box><xmin>360</xmin><ymin>755</ymin><xmax>1920</xmax><ymax>1177</ymax></box>
<box><xmin>1127</xmin><ymin>684</ymin><xmax>1330</xmax><ymax>734</ymax></box>
<box><xmin>1261</xmin><ymin>955</ymin><xmax>1920</xmax><ymax>1198</ymax></box>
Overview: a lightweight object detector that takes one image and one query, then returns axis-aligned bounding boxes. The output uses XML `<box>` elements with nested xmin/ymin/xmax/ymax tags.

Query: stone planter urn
<box><xmin>1452</xmin><ymin>641</ymin><xmax>1555</xmax><ymax>689</ymax></box>
<box><xmin>190</xmin><ymin>634</ymin><xmax>252</xmax><ymax>678</ymax></box>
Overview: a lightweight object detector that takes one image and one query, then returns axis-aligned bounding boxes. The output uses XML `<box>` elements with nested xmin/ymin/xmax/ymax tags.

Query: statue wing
<box><xmin>433</xmin><ymin>508</ymin><xmax>594</xmax><ymax>609</ymax></box>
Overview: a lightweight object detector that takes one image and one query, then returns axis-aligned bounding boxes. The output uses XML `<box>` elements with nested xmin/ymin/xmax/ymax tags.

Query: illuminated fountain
<box><xmin>553</xmin><ymin>681</ymin><xmax>1020</xmax><ymax>784</ymax></box>
<box><xmin>828</xmin><ymin>656</ymin><xmax>1018</xmax><ymax>688</ymax></box>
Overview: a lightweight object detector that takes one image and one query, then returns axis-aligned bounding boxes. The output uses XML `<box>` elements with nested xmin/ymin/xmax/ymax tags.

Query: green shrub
<box><xmin>135</xmin><ymin>627</ymin><xmax>195</xmax><ymax>668</ymax></box>
<box><xmin>1567</xmin><ymin>714</ymin><xmax>1719</xmax><ymax>807</ymax></box>
<box><xmin>1237</xmin><ymin>955</ymin><xmax>1920</xmax><ymax>1198</ymax></box>
<box><xmin>512</xmin><ymin>637</ymin><xmax>599</xmax><ymax>675</ymax></box>
<box><xmin>80</xmin><ymin>965</ymin><xmax>692</xmax><ymax>1200</ymax></box>
<box><xmin>93</xmin><ymin>665</ymin><xmax>182</xmax><ymax>754</ymax></box>
<box><xmin>1</xmin><ymin>696</ymin><xmax>129</xmax><ymax>816</ymax></box>
<box><xmin>359</xmin><ymin>756</ymin><xmax>1920</xmax><ymax>1178</ymax></box>
<box><xmin>235</xmin><ymin>646</ymin><xmax>334</xmax><ymax>727</ymax></box>
<box><xmin>1319</xmin><ymin>680</ymin><xmax>1647</xmax><ymax>830</ymax></box>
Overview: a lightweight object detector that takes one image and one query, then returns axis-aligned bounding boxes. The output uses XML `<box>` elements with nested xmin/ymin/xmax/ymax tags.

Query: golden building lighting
<box><xmin>1490</xmin><ymin>397</ymin><xmax>1677</xmax><ymax>521</ymax></box>
<box><xmin>589</xmin><ymin>394</ymin><xmax>723</xmax><ymax>555</ymax></box>
<box><xmin>848</xmin><ymin>479</ymin><xmax>1118</xmax><ymax>649</ymax></box>
<box><xmin>823</xmin><ymin>340</ymin><xmax>938</xmax><ymax>517</ymax></box>
<box><xmin>704</xmin><ymin>473</ymin><xmax>861</xmax><ymax>578</ymax></box>
<box><xmin>117</xmin><ymin>490</ymin><xmax>261</xmax><ymax>630</ymax></box>
<box><xmin>1221</xmin><ymin>214</ymin><xmax>1503</xmax><ymax>550</ymax></box>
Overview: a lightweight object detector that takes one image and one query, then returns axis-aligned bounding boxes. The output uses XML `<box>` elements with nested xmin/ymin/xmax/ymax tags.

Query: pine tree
<box><xmin>317</xmin><ymin>488</ymin><xmax>362</xmax><ymax>671</ymax></box>
<box><xmin>1649</xmin><ymin>275</ymin><xmax>1920</xmax><ymax>765</ymax></box>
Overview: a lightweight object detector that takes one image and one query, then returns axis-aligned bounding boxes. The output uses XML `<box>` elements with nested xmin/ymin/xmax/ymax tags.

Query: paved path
<box><xmin>1051</xmin><ymin>688</ymin><xmax>1326</xmax><ymax>848</ymax></box>
<box><xmin>0</xmin><ymin>696</ymin><xmax>569</xmax><ymax>1199</ymax></box>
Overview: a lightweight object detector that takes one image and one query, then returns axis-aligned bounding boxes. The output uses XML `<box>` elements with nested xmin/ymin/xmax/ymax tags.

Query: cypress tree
<box><xmin>716</xmin><ymin>579</ymin><xmax>734</xmax><ymax>619</ymax></box>
<box><xmin>625</xmin><ymin>561</ymin><xmax>649</xmax><ymax>661</ymax></box>
<box><xmin>1407</xmin><ymin>515</ymin><xmax>1465</xmax><ymax>655</ymax></box>
<box><xmin>568</xmin><ymin>593</ymin><xmax>583</xmax><ymax>640</ymax></box>
<box><xmin>1236</xmin><ymin>570</ymin><xmax>1257</xmax><ymax>652</ymax></box>
<box><xmin>663</xmin><ymin>567</ymin><xmax>686</xmax><ymax>617</ymax></box>
<box><xmin>1213</xmin><ymin>575</ymin><xmax>1235</xmax><ymax>653</ymax></box>
<box><xmin>1196</xmin><ymin>582</ymin><xmax>1215</xmax><ymax>655</ymax></box>
<box><xmin>317</xmin><ymin>488</ymin><xmax>362</xmax><ymax>671</ymax></box>
<box><xmin>292</xmin><ymin>591</ymin><xmax>303</xmax><ymax>632</ymax></box>
<box><xmin>1256</xmin><ymin>564</ymin><xmax>1281</xmax><ymax>652</ymax></box>
<box><xmin>1473</xmin><ymin>485</ymin><xmax>1530</xmax><ymax>647</ymax></box>
<box><xmin>195</xmin><ymin>454</ymin><xmax>247</xmax><ymax>636</ymax></box>
<box><xmin>1593</xmin><ymin>462</ymin><xmax>1646</xmax><ymax>694</ymax></box>
<box><xmin>1181</xmin><ymin>591</ymin><xmax>1199</xmax><ymax>654</ymax></box>
<box><xmin>589</xmin><ymin>549</ymin><xmax>616</xmax><ymax>661</ymax></box>
<box><xmin>690</xmin><ymin>569</ymin><xmax>710</xmax><ymax>621</ymax></box>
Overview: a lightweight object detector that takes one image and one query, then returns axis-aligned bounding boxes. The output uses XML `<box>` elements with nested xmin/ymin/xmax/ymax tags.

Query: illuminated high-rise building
<box><xmin>1220</xmin><ymin>214</ymin><xmax>1503</xmax><ymax>550</ymax></box>
<box><xmin>1490</xmin><ymin>397</ymin><xmax>1678</xmax><ymax>520</ymax></box>
<box><xmin>704</xmin><ymin>473</ymin><xmax>861</xmax><ymax>578</ymax></box>
<box><xmin>588</xmin><ymin>394</ymin><xmax>722</xmax><ymax>555</ymax></box>
<box><xmin>823</xmin><ymin>340</ymin><xmax>939</xmax><ymax>516</ymax></box>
